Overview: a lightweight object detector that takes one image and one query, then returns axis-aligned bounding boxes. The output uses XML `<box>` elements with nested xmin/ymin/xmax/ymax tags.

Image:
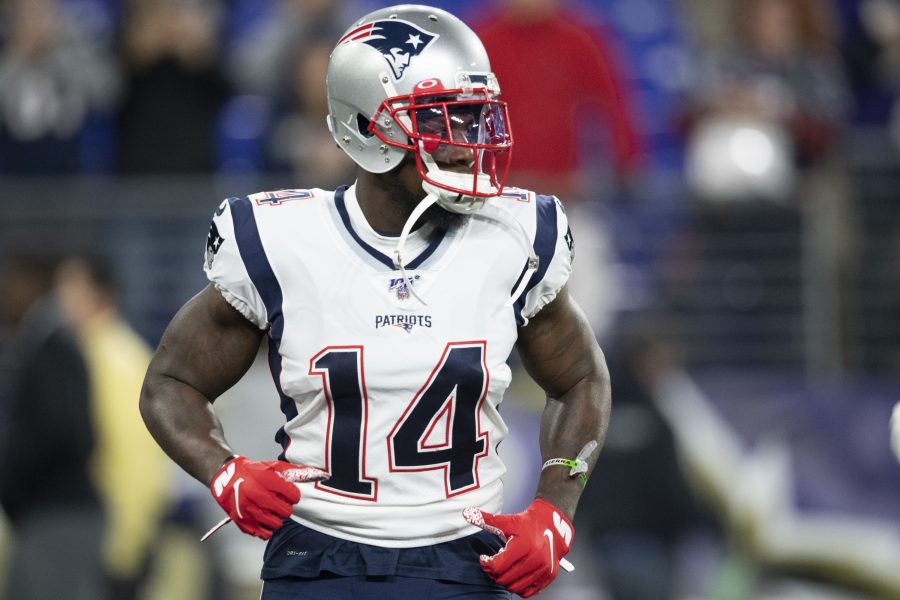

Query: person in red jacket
<box><xmin>475</xmin><ymin>0</ymin><xmax>642</xmax><ymax>201</ymax></box>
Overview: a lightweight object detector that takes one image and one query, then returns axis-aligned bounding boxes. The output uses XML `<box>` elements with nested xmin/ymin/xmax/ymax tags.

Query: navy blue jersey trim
<box><xmin>334</xmin><ymin>186</ymin><xmax>445</xmax><ymax>270</ymax></box>
<box><xmin>228</xmin><ymin>197</ymin><xmax>283</xmax><ymax>335</ymax></box>
<box><xmin>228</xmin><ymin>197</ymin><xmax>299</xmax><ymax>453</ymax></box>
<box><xmin>407</xmin><ymin>231</ymin><xmax>443</xmax><ymax>269</ymax></box>
<box><xmin>512</xmin><ymin>195</ymin><xmax>559</xmax><ymax>326</ymax></box>
<box><xmin>269</xmin><ymin>339</ymin><xmax>296</xmax><ymax>457</ymax></box>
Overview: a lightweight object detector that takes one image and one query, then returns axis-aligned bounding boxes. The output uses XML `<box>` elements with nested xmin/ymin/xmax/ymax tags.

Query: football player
<box><xmin>140</xmin><ymin>5</ymin><xmax>611</xmax><ymax>599</ymax></box>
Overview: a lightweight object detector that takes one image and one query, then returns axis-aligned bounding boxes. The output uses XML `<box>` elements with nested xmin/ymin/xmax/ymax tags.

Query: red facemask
<box><xmin>368</xmin><ymin>79</ymin><xmax>514</xmax><ymax>198</ymax></box>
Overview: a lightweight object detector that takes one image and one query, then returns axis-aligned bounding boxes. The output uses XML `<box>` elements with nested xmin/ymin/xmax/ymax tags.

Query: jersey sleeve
<box><xmin>203</xmin><ymin>198</ymin><xmax>268</xmax><ymax>329</ymax></box>
<box><xmin>517</xmin><ymin>194</ymin><xmax>575</xmax><ymax>325</ymax></box>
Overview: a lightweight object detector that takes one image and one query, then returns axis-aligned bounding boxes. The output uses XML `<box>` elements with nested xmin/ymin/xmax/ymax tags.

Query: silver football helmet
<box><xmin>326</xmin><ymin>4</ymin><xmax>513</xmax><ymax>214</ymax></box>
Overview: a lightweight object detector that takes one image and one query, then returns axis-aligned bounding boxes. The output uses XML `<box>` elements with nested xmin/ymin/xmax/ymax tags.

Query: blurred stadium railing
<box><xmin>0</xmin><ymin>172</ymin><xmax>889</xmax><ymax>377</ymax></box>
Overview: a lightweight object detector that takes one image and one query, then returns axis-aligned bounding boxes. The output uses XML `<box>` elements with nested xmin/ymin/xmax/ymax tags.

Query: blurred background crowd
<box><xmin>0</xmin><ymin>0</ymin><xmax>898</xmax><ymax>598</ymax></box>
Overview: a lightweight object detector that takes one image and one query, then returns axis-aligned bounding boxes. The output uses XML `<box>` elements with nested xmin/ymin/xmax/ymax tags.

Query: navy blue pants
<box><xmin>260</xmin><ymin>521</ymin><xmax>509</xmax><ymax>599</ymax></box>
<box><xmin>261</xmin><ymin>574</ymin><xmax>510</xmax><ymax>599</ymax></box>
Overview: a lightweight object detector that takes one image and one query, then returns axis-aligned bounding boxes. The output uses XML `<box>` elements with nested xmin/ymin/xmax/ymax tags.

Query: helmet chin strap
<box><xmin>392</xmin><ymin>141</ymin><xmax>485</xmax><ymax>307</ymax></box>
<box><xmin>419</xmin><ymin>149</ymin><xmax>498</xmax><ymax>214</ymax></box>
<box><xmin>393</xmin><ymin>191</ymin><xmax>440</xmax><ymax>306</ymax></box>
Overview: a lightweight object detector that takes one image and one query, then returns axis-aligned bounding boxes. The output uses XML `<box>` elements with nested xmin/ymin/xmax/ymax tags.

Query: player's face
<box><xmin>366</xmin><ymin>85</ymin><xmax>512</xmax><ymax>202</ymax></box>
<box><xmin>374</xmin><ymin>95</ymin><xmax>509</xmax><ymax>229</ymax></box>
<box><xmin>416</xmin><ymin>106</ymin><xmax>477</xmax><ymax>139</ymax></box>
<box><xmin>413</xmin><ymin>100</ymin><xmax>507</xmax><ymax>172</ymax></box>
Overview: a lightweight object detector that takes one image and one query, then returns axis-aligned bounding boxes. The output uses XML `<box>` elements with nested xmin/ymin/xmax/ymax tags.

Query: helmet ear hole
<box><xmin>356</xmin><ymin>114</ymin><xmax>375</xmax><ymax>138</ymax></box>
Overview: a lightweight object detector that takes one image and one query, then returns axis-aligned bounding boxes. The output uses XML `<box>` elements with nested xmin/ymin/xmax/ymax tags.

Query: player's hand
<box><xmin>463</xmin><ymin>499</ymin><xmax>573</xmax><ymax>598</ymax></box>
<box><xmin>209</xmin><ymin>455</ymin><xmax>327</xmax><ymax>540</ymax></box>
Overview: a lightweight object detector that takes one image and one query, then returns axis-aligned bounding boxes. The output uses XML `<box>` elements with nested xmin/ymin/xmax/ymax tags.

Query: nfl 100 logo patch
<box><xmin>388</xmin><ymin>274</ymin><xmax>420</xmax><ymax>300</ymax></box>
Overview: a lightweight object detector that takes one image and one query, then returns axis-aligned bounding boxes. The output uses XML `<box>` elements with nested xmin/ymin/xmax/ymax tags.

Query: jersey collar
<box><xmin>334</xmin><ymin>185</ymin><xmax>446</xmax><ymax>271</ymax></box>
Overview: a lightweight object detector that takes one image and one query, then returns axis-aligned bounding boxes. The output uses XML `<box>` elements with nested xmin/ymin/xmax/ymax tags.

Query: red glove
<box><xmin>210</xmin><ymin>455</ymin><xmax>327</xmax><ymax>540</ymax></box>
<box><xmin>464</xmin><ymin>499</ymin><xmax>573</xmax><ymax>598</ymax></box>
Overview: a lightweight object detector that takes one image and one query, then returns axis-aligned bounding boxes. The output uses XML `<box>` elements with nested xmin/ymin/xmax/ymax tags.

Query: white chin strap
<box><xmin>393</xmin><ymin>192</ymin><xmax>440</xmax><ymax>306</ymax></box>
<box><xmin>419</xmin><ymin>146</ymin><xmax>499</xmax><ymax>214</ymax></box>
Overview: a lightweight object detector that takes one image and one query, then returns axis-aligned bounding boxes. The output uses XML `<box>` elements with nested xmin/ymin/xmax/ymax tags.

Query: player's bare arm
<box><xmin>139</xmin><ymin>283</ymin><xmax>264</xmax><ymax>485</ymax></box>
<box><xmin>142</xmin><ymin>285</ymin><xmax>326</xmax><ymax>541</ymax></box>
<box><xmin>516</xmin><ymin>285</ymin><xmax>611</xmax><ymax>521</ymax></box>
<box><xmin>463</xmin><ymin>285</ymin><xmax>610</xmax><ymax>597</ymax></box>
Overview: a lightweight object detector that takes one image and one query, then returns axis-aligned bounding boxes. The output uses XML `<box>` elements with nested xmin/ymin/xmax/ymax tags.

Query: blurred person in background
<box><xmin>676</xmin><ymin>0</ymin><xmax>857</xmax><ymax>373</ymax></box>
<box><xmin>226</xmin><ymin>0</ymin><xmax>350</xmax><ymax>97</ymax></box>
<box><xmin>474</xmin><ymin>0</ymin><xmax>642</xmax><ymax>203</ymax></box>
<box><xmin>116</xmin><ymin>0</ymin><xmax>230</xmax><ymax>174</ymax></box>
<box><xmin>578</xmin><ymin>318</ymin><xmax>711</xmax><ymax>600</ymax></box>
<box><xmin>0</xmin><ymin>253</ymin><xmax>107</xmax><ymax>600</ymax></box>
<box><xmin>219</xmin><ymin>0</ymin><xmax>355</xmax><ymax>180</ymax></box>
<box><xmin>55</xmin><ymin>254</ymin><xmax>170</xmax><ymax>600</ymax></box>
<box><xmin>261</xmin><ymin>31</ymin><xmax>355</xmax><ymax>187</ymax></box>
<box><xmin>0</xmin><ymin>0</ymin><xmax>120</xmax><ymax>174</ymax></box>
<box><xmin>682</xmin><ymin>0</ymin><xmax>848</xmax><ymax>203</ymax></box>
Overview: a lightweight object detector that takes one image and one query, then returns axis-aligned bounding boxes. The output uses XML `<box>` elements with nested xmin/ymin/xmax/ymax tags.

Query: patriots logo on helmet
<box><xmin>338</xmin><ymin>19</ymin><xmax>439</xmax><ymax>80</ymax></box>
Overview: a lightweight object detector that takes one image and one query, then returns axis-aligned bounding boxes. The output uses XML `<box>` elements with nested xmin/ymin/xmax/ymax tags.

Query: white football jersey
<box><xmin>204</xmin><ymin>183</ymin><xmax>573</xmax><ymax>547</ymax></box>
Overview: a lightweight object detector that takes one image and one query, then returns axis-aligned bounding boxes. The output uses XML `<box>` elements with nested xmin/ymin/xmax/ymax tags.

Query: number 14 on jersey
<box><xmin>309</xmin><ymin>342</ymin><xmax>491</xmax><ymax>501</ymax></box>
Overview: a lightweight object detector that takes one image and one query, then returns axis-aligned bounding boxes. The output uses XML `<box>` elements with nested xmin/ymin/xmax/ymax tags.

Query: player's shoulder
<box><xmin>486</xmin><ymin>186</ymin><xmax>568</xmax><ymax>230</ymax></box>
<box><xmin>211</xmin><ymin>188</ymin><xmax>336</xmax><ymax>238</ymax></box>
<box><xmin>488</xmin><ymin>186</ymin><xmax>565</xmax><ymax>210</ymax></box>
